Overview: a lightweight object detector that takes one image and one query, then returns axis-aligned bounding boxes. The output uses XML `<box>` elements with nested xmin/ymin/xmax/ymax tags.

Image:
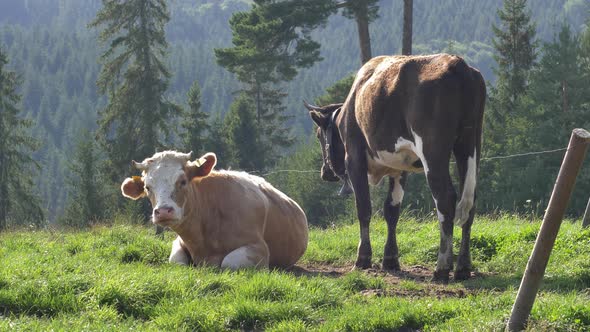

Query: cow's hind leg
<box><xmin>455</xmin><ymin>208</ymin><xmax>475</xmax><ymax>281</ymax></box>
<box><xmin>417</xmin><ymin>133</ymin><xmax>457</xmax><ymax>283</ymax></box>
<box><xmin>382</xmin><ymin>173</ymin><xmax>406</xmax><ymax>271</ymax></box>
<box><xmin>221</xmin><ymin>242</ymin><xmax>270</xmax><ymax>270</ymax></box>
<box><xmin>453</xmin><ymin>142</ymin><xmax>479</xmax><ymax>280</ymax></box>
<box><xmin>429</xmin><ymin>172</ymin><xmax>456</xmax><ymax>284</ymax></box>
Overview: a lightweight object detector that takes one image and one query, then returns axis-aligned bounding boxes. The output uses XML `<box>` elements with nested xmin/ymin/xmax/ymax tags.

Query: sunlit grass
<box><xmin>1</xmin><ymin>216</ymin><xmax>589</xmax><ymax>331</ymax></box>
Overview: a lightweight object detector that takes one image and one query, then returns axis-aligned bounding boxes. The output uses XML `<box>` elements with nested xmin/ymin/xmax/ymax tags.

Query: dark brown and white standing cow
<box><xmin>121</xmin><ymin>151</ymin><xmax>308</xmax><ymax>269</ymax></box>
<box><xmin>306</xmin><ymin>54</ymin><xmax>485</xmax><ymax>282</ymax></box>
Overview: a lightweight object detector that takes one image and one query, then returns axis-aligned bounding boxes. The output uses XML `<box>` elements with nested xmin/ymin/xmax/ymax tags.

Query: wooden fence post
<box><xmin>582</xmin><ymin>197</ymin><xmax>590</xmax><ymax>228</ymax></box>
<box><xmin>507</xmin><ymin>128</ymin><xmax>590</xmax><ymax>331</ymax></box>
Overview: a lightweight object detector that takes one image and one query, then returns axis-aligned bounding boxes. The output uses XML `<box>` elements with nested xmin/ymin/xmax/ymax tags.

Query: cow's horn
<box><xmin>303</xmin><ymin>100</ymin><xmax>324</xmax><ymax>112</ymax></box>
<box><xmin>180</xmin><ymin>151</ymin><xmax>192</xmax><ymax>161</ymax></box>
<box><xmin>132</xmin><ymin>160</ymin><xmax>148</xmax><ymax>171</ymax></box>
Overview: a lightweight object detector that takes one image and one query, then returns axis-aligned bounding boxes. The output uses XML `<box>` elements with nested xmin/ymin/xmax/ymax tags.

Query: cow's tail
<box><xmin>453</xmin><ymin>65</ymin><xmax>486</xmax><ymax>227</ymax></box>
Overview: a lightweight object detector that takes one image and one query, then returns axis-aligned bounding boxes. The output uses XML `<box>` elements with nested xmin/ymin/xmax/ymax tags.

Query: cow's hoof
<box><xmin>354</xmin><ymin>256</ymin><xmax>372</xmax><ymax>270</ymax></box>
<box><xmin>432</xmin><ymin>269</ymin><xmax>450</xmax><ymax>284</ymax></box>
<box><xmin>454</xmin><ymin>269</ymin><xmax>472</xmax><ymax>281</ymax></box>
<box><xmin>382</xmin><ymin>259</ymin><xmax>401</xmax><ymax>272</ymax></box>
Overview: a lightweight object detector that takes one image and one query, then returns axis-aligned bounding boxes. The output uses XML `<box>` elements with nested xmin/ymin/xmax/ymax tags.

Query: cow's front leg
<box><xmin>346</xmin><ymin>155</ymin><xmax>372</xmax><ymax>269</ymax></box>
<box><xmin>221</xmin><ymin>242</ymin><xmax>269</xmax><ymax>270</ymax></box>
<box><xmin>382</xmin><ymin>173</ymin><xmax>406</xmax><ymax>271</ymax></box>
<box><xmin>169</xmin><ymin>236</ymin><xmax>191</xmax><ymax>265</ymax></box>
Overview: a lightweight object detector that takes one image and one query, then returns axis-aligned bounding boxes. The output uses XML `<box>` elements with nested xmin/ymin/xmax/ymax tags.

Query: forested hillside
<box><xmin>0</xmin><ymin>0</ymin><xmax>588</xmax><ymax>221</ymax></box>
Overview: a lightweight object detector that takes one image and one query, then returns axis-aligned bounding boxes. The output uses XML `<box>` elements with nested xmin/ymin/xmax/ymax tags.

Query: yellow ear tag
<box><xmin>132</xmin><ymin>176</ymin><xmax>142</xmax><ymax>182</ymax></box>
<box><xmin>194</xmin><ymin>157</ymin><xmax>207</xmax><ymax>167</ymax></box>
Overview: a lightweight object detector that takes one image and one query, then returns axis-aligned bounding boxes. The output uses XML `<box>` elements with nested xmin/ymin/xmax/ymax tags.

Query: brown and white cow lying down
<box><xmin>120</xmin><ymin>151</ymin><xmax>308</xmax><ymax>269</ymax></box>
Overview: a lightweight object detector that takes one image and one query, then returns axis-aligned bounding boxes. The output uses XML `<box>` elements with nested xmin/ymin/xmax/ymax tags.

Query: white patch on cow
<box><xmin>410</xmin><ymin>129</ymin><xmax>429</xmax><ymax>176</ymax></box>
<box><xmin>437</xmin><ymin>229</ymin><xmax>454</xmax><ymax>270</ymax></box>
<box><xmin>375</xmin><ymin>149</ymin><xmax>420</xmax><ymax>171</ymax></box>
<box><xmin>391</xmin><ymin>176</ymin><xmax>404</xmax><ymax>207</ymax></box>
<box><xmin>454</xmin><ymin>148</ymin><xmax>477</xmax><ymax>227</ymax></box>
<box><xmin>142</xmin><ymin>155</ymin><xmax>188</xmax><ymax>222</ymax></box>
<box><xmin>365</xmin><ymin>136</ymin><xmax>424</xmax><ymax>186</ymax></box>
<box><xmin>221</xmin><ymin>246</ymin><xmax>267</xmax><ymax>269</ymax></box>
<box><xmin>432</xmin><ymin>197</ymin><xmax>444</xmax><ymax>223</ymax></box>
<box><xmin>169</xmin><ymin>237</ymin><xmax>190</xmax><ymax>265</ymax></box>
<box><xmin>437</xmin><ymin>209</ymin><xmax>444</xmax><ymax>222</ymax></box>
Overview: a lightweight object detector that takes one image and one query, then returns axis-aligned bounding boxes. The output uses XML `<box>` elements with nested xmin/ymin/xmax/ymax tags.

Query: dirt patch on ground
<box><xmin>359</xmin><ymin>287</ymin><xmax>468</xmax><ymax>299</ymax></box>
<box><xmin>288</xmin><ymin>264</ymin><xmax>483</xmax><ymax>299</ymax></box>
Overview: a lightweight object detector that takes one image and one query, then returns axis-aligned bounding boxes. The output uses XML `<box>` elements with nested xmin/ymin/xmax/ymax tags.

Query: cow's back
<box><xmin>188</xmin><ymin>171</ymin><xmax>308</xmax><ymax>268</ymax></box>
<box><xmin>351</xmin><ymin>54</ymin><xmax>485</xmax><ymax>153</ymax></box>
<box><xmin>258</xmin><ymin>182</ymin><xmax>308</xmax><ymax>268</ymax></box>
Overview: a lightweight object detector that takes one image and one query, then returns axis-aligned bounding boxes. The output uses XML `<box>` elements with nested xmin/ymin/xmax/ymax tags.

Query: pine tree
<box><xmin>530</xmin><ymin>25</ymin><xmax>586</xmax><ymax>117</ymax></box>
<box><xmin>61</xmin><ymin>131</ymin><xmax>108</xmax><ymax>227</ymax></box>
<box><xmin>215</xmin><ymin>0</ymin><xmax>335</xmax><ymax>167</ymax></box>
<box><xmin>486</xmin><ymin>0</ymin><xmax>538</xmax><ymax>154</ymax></box>
<box><xmin>339</xmin><ymin>0</ymin><xmax>379</xmax><ymax>63</ymax></box>
<box><xmin>224</xmin><ymin>94</ymin><xmax>265</xmax><ymax>171</ymax></box>
<box><xmin>521</xmin><ymin>24</ymin><xmax>590</xmax><ymax>215</ymax></box>
<box><xmin>478</xmin><ymin>0</ymin><xmax>538</xmax><ymax>213</ymax></box>
<box><xmin>491</xmin><ymin>0</ymin><xmax>537</xmax><ymax>104</ymax></box>
<box><xmin>0</xmin><ymin>48</ymin><xmax>44</xmax><ymax>229</ymax></box>
<box><xmin>89</xmin><ymin>0</ymin><xmax>181</xmax><ymax>184</ymax></box>
<box><xmin>207</xmin><ymin>112</ymin><xmax>231</xmax><ymax>169</ymax></box>
<box><xmin>181</xmin><ymin>81</ymin><xmax>209</xmax><ymax>156</ymax></box>
<box><xmin>315</xmin><ymin>75</ymin><xmax>354</xmax><ymax>106</ymax></box>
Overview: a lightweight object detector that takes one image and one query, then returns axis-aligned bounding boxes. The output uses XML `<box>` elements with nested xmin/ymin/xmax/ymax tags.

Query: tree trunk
<box><xmin>402</xmin><ymin>0</ymin><xmax>413</xmax><ymax>55</ymax></box>
<box><xmin>562</xmin><ymin>80</ymin><xmax>568</xmax><ymax>113</ymax></box>
<box><xmin>334</xmin><ymin>1</ymin><xmax>372</xmax><ymax>64</ymax></box>
<box><xmin>355</xmin><ymin>9</ymin><xmax>372</xmax><ymax>64</ymax></box>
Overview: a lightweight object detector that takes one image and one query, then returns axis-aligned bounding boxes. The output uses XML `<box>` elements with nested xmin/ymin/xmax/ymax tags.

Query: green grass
<box><xmin>1</xmin><ymin>215</ymin><xmax>590</xmax><ymax>331</ymax></box>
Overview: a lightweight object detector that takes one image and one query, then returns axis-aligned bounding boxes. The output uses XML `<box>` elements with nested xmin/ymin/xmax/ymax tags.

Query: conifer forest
<box><xmin>0</xmin><ymin>0</ymin><xmax>589</xmax><ymax>227</ymax></box>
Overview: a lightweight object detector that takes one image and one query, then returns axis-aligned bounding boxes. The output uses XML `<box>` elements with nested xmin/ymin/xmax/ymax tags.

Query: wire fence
<box><xmin>480</xmin><ymin>147</ymin><xmax>568</xmax><ymax>162</ymax></box>
<box><xmin>249</xmin><ymin>145</ymin><xmax>574</xmax><ymax>178</ymax></box>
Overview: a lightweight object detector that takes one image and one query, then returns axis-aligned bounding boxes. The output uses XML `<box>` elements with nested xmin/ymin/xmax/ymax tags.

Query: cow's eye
<box><xmin>180</xmin><ymin>180</ymin><xmax>187</xmax><ymax>187</ymax></box>
<box><xmin>145</xmin><ymin>186</ymin><xmax>151</xmax><ymax>192</ymax></box>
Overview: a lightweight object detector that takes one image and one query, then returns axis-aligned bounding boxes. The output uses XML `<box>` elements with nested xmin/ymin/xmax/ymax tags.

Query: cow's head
<box><xmin>305</xmin><ymin>101</ymin><xmax>347</xmax><ymax>182</ymax></box>
<box><xmin>120</xmin><ymin>151</ymin><xmax>217</xmax><ymax>226</ymax></box>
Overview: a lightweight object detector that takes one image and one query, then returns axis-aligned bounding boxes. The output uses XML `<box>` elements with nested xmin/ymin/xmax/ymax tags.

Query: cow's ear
<box><xmin>121</xmin><ymin>176</ymin><xmax>146</xmax><ymax>200</ymax></box>
<box><xmin>309</xmin><ymin>111</ymin><xmax>329</xmax><ymax>128</ymax></box>
<box><xmin>186</xmin><ymin>152</ymin><xmax>217</xmax><ymax>180</ymax></box>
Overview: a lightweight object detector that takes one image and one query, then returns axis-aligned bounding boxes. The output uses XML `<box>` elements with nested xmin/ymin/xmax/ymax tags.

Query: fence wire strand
<box><xmin>252</xmin><ymin>145</ymin><xmax>573</xmax><ymax>177</ymax></box>
<box><xmin>480</xmin><ymin>147</ymin><xmax>568</xmax><ymax>161</ymax></box>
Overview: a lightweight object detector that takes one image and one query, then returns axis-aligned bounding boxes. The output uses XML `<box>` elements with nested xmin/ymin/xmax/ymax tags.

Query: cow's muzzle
<box><xmin>153</xmin><ymin>205</ymin><xmax>178</xmax><ymax>224</ymax></box>
<box><xmin>321</xmin><ymin>165</ymin><xmax>340</xmax><ymax>182</ymax></box>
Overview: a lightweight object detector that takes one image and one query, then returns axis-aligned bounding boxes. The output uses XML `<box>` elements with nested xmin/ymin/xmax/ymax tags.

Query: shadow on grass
<box><xmin>285</xmin><ymin>265</ymin><xmax>346</xmax><ymax>278</ymax></box>
<box><xmin>462</xmin><ymin>272</ymin><xmax>590</xmax><ymax>294</ymax></box>
<box><xmin>289</xmin><ymin>264</ymin><xmax>590</xmax><ymax>295</ymax></box>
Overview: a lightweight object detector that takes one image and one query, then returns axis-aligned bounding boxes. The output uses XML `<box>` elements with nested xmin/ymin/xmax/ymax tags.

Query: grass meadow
<box><xmin>1</xmin><ymin>214</ymin><xmax>590</xmax><ymax>331</ymax></box>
